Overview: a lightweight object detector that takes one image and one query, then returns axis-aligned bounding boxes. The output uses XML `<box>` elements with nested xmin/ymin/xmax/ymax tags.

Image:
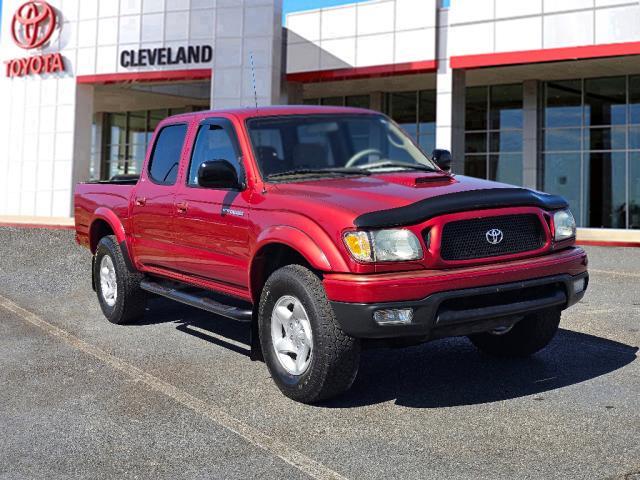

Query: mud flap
<box><xmin>91</xmin><ymin>255</ymin><xmax>97</xmax><ymax>291</ymax></box>
<box><xmin>250</xmin><ymin>310</ymin><xmax>263</xmax><ymax>362</ymax></box>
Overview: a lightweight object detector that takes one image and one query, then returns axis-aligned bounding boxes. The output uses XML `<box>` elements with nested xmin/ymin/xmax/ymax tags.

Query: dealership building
<box><xmin>1</xmin><ymin>0</ymin><xmax>640</xmax><ymax>237</ymax></box>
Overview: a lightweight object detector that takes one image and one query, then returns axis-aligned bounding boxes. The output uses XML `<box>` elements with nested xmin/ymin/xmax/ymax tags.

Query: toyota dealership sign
<box><xmin>4</xmin><ymin>1</ymin><xmax>66</xmax><ymax>77</ymax></box>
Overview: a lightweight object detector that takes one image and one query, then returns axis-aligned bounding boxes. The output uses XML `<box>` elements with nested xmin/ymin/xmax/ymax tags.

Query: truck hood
<box><xmin>266</xmin><ymin>172</ymin><xmax>547</xmax><ymax>228</ymax></box>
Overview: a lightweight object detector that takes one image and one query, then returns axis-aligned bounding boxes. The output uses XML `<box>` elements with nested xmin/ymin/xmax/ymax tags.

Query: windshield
<box><xmin>246</xmin><ymin>114</ymin><xmax>438</xmax><ymax>180</ymax></box>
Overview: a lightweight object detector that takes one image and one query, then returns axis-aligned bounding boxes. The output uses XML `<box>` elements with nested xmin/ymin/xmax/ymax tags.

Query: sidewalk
<box><xmin>0</xmin><ymin>216</ymin><xmax>74</xmax><ymax>230</ymax></box>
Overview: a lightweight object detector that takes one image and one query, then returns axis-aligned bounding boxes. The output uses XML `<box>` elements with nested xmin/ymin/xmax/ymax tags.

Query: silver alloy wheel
<box><xmin>270</xmin><ymin>295</ymin><xmax>313</xmax><ymax>376</ymax></box>
<box><xmin>99</xmin><ymin>255</ymin><xmax>118</xmax><ymax>307</ymax></box>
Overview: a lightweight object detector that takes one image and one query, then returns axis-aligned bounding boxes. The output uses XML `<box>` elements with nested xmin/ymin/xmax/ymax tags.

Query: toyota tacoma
<box><xmin>74</xmin><ymin>106</ymin><xmax>588</xmax><ymax>403</ymax></box>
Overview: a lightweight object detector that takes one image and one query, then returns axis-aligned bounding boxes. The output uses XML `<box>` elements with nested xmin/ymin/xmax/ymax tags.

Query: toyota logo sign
<box><xmin>485</xmin><ymin>228</ymin><xmax>504</xmax><ymax>245</ymax></box>
<box><xmin>11</xmin><ymin>1</ymin><xmax>57</xmax><ymax>50</ymax></box>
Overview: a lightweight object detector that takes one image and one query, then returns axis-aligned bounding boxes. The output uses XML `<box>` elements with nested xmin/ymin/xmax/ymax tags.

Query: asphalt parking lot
<box><xmin>0</xmin><ymin>227</ymin><xmax>638</xmax><ymax>480</ymax></box>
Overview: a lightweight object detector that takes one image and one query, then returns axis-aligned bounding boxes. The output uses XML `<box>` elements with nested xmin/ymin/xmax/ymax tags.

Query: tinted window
<box><xmin>148</xmin><ymin>124</ymin><xmax>187</xmax><ymax>185</ymax></box>
<box><xmin>188</xmin><ymin>120</ymin><xmax>242</xmax><ymax>186</ymax></box>
<box><xmin>247</xmin><ymin>114</ymin><xmax>437</xmax><ymax>179</ymax></box>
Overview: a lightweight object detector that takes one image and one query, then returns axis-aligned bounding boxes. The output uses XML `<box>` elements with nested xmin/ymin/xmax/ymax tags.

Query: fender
<box><xmin>91</xmin><ymin>207</ymin><xmax>127</xmax><ymax>247</ymax></box>
<box><xmin>89</xmin><ymin>208</ymin><xmax>136</xmax><ymax>274</ymax></box>
<box><xmin>254</xmin><ymin>225</ymin><xmax>332</xmax><ymax>271</ymax></box>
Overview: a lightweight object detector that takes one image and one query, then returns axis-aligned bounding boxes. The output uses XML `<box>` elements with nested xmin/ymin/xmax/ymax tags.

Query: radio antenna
<box><xmin>250</xmin><ymin>52</ymin><xmax>259</xmax><ymax>112</ymax></box>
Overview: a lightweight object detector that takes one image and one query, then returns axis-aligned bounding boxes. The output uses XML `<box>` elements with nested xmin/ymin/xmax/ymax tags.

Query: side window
<box><xmin>148</xmin><ymin>124</ymin><xmax>188</xmax><ymax>185</ymax></box>
<box><xmin>188</xmin><ymin>120</ymin><xmax>242</xmax><ymax>187</ymax></box>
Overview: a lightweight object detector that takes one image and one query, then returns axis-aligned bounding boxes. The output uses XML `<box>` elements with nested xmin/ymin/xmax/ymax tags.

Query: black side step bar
<box><xmin>140</xmin><ymin>279</ymin><xmax>253</xmax><ymax>323</ymax></box>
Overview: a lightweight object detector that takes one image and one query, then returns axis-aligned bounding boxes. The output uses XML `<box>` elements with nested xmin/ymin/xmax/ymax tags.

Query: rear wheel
<box><xmin>259</xmin><ymin>265</ymin><xmax>360</xmax><ymax>403</ymax></box>
<box><xmin>94</xmin><ymin>235</ymin><xmax>147</xmax><ymax>325</ymax></box>
<box><xmin>468</xmin><ymin>309</ymin><xmax>561</xmax><ymax>357</ymax></box>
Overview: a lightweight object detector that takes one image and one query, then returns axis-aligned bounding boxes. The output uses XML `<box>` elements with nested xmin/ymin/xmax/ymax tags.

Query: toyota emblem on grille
<box><xmin>485</xmin><ymin>228</ymin><xmax>504</xmax><ymax>245</ymax></box>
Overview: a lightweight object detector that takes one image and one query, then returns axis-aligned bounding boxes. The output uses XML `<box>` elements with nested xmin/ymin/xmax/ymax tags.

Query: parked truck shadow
<box><xmin>138</xmin><ymin>298</ymin><xmax>637</xmax><ymax>408</ymax></box>
<box><xmin>138</xmin><ymin>297</ymin><xmax>251</xmax><ymax>356</ymax></box>
<box><xmin>325</xmin><ymin>329</ymin><xmax>638</xmax><ymax>409</ymax></box>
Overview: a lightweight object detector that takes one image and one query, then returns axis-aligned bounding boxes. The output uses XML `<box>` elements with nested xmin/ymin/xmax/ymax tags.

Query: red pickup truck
<box><xmin>75</xmin><ymin>106</ymin><xmax>588</xmax><ymax>403</ymax></box>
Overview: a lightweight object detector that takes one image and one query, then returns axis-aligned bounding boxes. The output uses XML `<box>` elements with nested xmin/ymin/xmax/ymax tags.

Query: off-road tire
<box><xmin>94</xmin><ymin>235</ymin><xmax>147</xmax><ymax>325</ymax></box>
<box><xmin>259</xmin><ymin>264</ymin><xmax>361</xmax><ymax>403</ymax></box>
<box><xmin>468</xmin><ymin>308</ymin><xmax>561</xmax><ymax>357</ymax></box>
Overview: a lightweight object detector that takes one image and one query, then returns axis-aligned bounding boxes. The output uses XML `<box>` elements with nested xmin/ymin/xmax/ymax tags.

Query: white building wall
<box><xmin>286</xmin><ymin>0</ymin><xmax>437</xmax><ymax>74</ymax></box>
<box><xmin>0</xmin><ymin>0</ymin><xmax>282</xmax><ymax>218</ymax></box>
<box><xmin>448</xmin><ymin>0</ymin><xmax>640</xmax><ymax>57</ymax></box>
<box><xmin>0</xmin><ymin>0</ymin><xmax>81</xmax><ymax>217</ymax></box>
<box><xmin>211</xmin><ymin>0</ymin><xmax>283</xmax><ymax>109</ymax></box>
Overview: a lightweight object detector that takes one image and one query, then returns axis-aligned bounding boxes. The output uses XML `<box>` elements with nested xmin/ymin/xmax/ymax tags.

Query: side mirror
<box><xmin>197</xmin><ymin>160</ymin><xmax>240</xmax><ymax>189</ymax></box>
<box><xmin>431</xmin><ymin>149</ymin><xmax>452</xmax><ymax>172</ymax></box>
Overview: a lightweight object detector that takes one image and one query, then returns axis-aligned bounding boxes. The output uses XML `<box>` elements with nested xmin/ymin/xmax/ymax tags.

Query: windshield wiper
<box><xmin>360</xmin><ymin>161</ymin><xmax>437</xmax><ymax>172</ymax></box>
<box><xmin>268</xmin><ymin>168</ymin><xmax>371</xmax><ymax>179</ymax></box>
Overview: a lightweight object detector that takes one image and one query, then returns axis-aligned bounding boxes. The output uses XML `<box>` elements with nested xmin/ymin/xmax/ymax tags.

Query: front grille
<box><xmin>438</xmin><ymin>214</ymin><xmax>546</xmax><ymax>261</ymax></box>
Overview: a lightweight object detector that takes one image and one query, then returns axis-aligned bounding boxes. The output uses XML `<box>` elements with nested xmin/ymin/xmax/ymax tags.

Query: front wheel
<box><xmin>259</xmin><ymin>265</ymin><xmax>360</xmax><ymax>403</ymax></box>
<box><xmin>468</xmin><ymin>308</ymin><xmax>561</xmax><ymax>357</ymax></box>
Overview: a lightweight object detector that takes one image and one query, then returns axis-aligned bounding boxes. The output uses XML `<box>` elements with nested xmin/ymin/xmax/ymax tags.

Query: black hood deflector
<box><xmin>354</xmin><ymin>188</ymin><xmax>568</xmax><ymax>229</ymax></box>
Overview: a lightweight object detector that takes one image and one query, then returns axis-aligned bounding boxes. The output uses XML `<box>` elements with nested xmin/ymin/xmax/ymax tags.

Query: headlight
<box><xmin>553</xmin><ymin>209</ymin><xmax>576</xmax><ymax>241</ymax></box>
<box><xmin>344</xmin><ymin>229</ymin><xmax>423</xmax><ymax>262</ymax></box>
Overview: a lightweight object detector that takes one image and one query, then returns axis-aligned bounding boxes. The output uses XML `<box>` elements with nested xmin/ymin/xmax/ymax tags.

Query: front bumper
<box><xmin>326</xmin><ymin>247</ymin><xmax>588</xmax><ymax>340</ymax></box>
<box><xmin>331</xmin><ymin>272</ymin><xmax>588</xmax><ymax>339</ymax></box>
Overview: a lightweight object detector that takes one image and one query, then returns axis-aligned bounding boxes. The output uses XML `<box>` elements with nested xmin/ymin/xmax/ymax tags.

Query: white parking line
<box><xmin>0</xmin><ymin>294</ymin><xmax>348</xmax><ymax>480</ymax></box>
<box><xmin>589</xmin><ymin>269</ymin><xmax>640</xmax><ymax>279</ymax></box>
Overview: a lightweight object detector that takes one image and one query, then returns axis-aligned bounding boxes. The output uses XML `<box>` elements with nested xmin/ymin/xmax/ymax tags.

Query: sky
<box><xmin>283</xmin><ymin>0</ymin><xmax>369</xmax><ymax>16</ymax></box>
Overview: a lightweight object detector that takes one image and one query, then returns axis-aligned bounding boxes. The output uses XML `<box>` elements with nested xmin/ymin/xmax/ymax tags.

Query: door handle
<box><xmin>135</xmin><ymin>197</ymin><xmax>146</xmax><ymax>207</ymax></box>
<box><xmin>176</xmin><ymin>201</ymin><xmax>188</xmax><ymax>214</ymax></box>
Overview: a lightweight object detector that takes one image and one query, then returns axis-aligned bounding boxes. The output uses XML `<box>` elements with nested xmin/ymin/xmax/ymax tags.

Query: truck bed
<box><xmin>74</xmin><ymin>181</ymin><xmax>136</xmax><ymax>249</ymax></box>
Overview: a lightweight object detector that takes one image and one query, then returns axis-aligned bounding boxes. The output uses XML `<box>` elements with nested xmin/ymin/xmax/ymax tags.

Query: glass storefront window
<box><xmin>418</xmin><ymin>90</ymin><xmax>436</xmax><ymax>155</ymax></box>
<box><xmin>543</xmin><ymin>153</ymin><xmax>582</xmax><ymax>224</ymax></box>
<box><xmin>321</xmin><ymin>97</ymin><xmax>344</xmax><ymax>106</ymax></box>
<box><xmin>489</xmin><ymin>84</ymin><xmax>523</xmax><ymax>130</ymax></box>
<box><xmin>386</xmin><ymin>90</ymin><xmax>437</xmax><ymax>155</ymax></box>
<box><xmin>629</xmin><ymin>153</ymin><xmax>640</xmax><ymax>229</ymax></box>
<box><xmin>586</xmin><ymin>127</ymin><xmax>626</xmax><ymax>151</ymax></box>
<box><xmin>543</xmin><ymin>75</ymin><xmax>640</xmax><ymax>229</ymax></box>
<box><xmin>109</xmin><ymin>113</ymin><xmax>127</xmax><ymax>146</ymax></box>
<box><xmin>489</xmin><ymin>131</ymin><xmax>522</xmax><ymax>153</ymax></box>
<box><xmin>584</xmin><ymin>152</ymin><xmax>626</xmax><ymax>229</ymax></box>
<box><xmin>465</xmin><ymin>132</ymin><xmax>486</xmax><ymax>154</ymax></box>
<box><xmin>545</xmin><ymin>80</ymin><xmax>582</xmax><ymax>128</ymax></box>
<box><xmin>464</xmin><ymin>155</ymin><xmax>486</xmax><ymax>178</ymax></box>
<box><xmin>584</xmin><ymin>77</ymin><xmax>626</xmax><ymax>126</ymax></box>
<box><xmin>128</xmin><ymin>111</ymin><xmax>147</xmax><ymax>146</ymax></box>
<box><xmin>545</xmin><ymin>128</ymin><xmax>582</xmax><ymax>151</ymax></box>
<box><xmin>99</xmin><ymin>107</ymin><xmax>201</xmax><ymax>179</ymax></box>
<box><xmin>465</xmin><ymin>86</ymin><xmax>488</xmax><ymax>131</ymax></box>
<box><xmin>345</xmin><ymin>95</ymin><xmax>370</xmax><ymax>108</ymax></box>
<box><xmin>489</xmin><ymin>153</ymin><xmax>523</xmax><ymax>186</ymax></box>
<box><xmin>629</xmin><ymin>76</ymin><xmax>640</xmax><ymax>125</ymax></box>
<box><xmin>390</xmin><ymin>91</ymin><xmax>419</xmax><ymax>139</ymax></box>
<box><xmin>303</xmin><ymin>96</ymin><xmax>371</xmax><ymax>109</ymax></box>
<box><xmin>464</xmin><ymin>84</ymin><xmax>523</xmax><ymax>185</ymax></box>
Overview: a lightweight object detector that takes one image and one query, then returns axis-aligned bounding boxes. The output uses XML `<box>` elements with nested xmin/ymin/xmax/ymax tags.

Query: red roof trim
<box><xmin>76</xmin><ymin>69</ymin><xmax>212</xmax><ymax>85</ymax></box>
<box><xmin>450</xmin><ymin>41</ymin><xmax>640</xmax><ymax>70</ymax></box>
<box><xmin>286</xmin><ymin>60</ymin><xmax>437</xmax><ymax>83</ymax></box>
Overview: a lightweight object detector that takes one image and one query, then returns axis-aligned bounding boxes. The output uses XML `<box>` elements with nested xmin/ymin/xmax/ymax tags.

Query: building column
<box><xmin>211</xmin><ymin>0</ymin><xmax>284</xmax><ymax>109</ymax></box>
<box><xmin>436</xmin><ymin>69</ymin><xmax>466</xmax><ymax>173</ymax></box>
<box><xmin>522</xmin><ymin>80</ymin><xmax>539</xmax><ymax>190</ymax></box>
<box><xmin>435</xmin><ymin>8</ymin><xmax>465</xmax><ymax>173</ymax></box>
<box><xmin>72</xmin><ymin>84</ymin><xmax>95</xmax><ymax>193</ymax></box>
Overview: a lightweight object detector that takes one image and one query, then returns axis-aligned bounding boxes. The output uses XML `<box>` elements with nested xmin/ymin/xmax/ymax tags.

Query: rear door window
<box><xmin>148</xmin><ymin>124</ymin><xmax>188</xmax><ymax>185</ymax></box>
